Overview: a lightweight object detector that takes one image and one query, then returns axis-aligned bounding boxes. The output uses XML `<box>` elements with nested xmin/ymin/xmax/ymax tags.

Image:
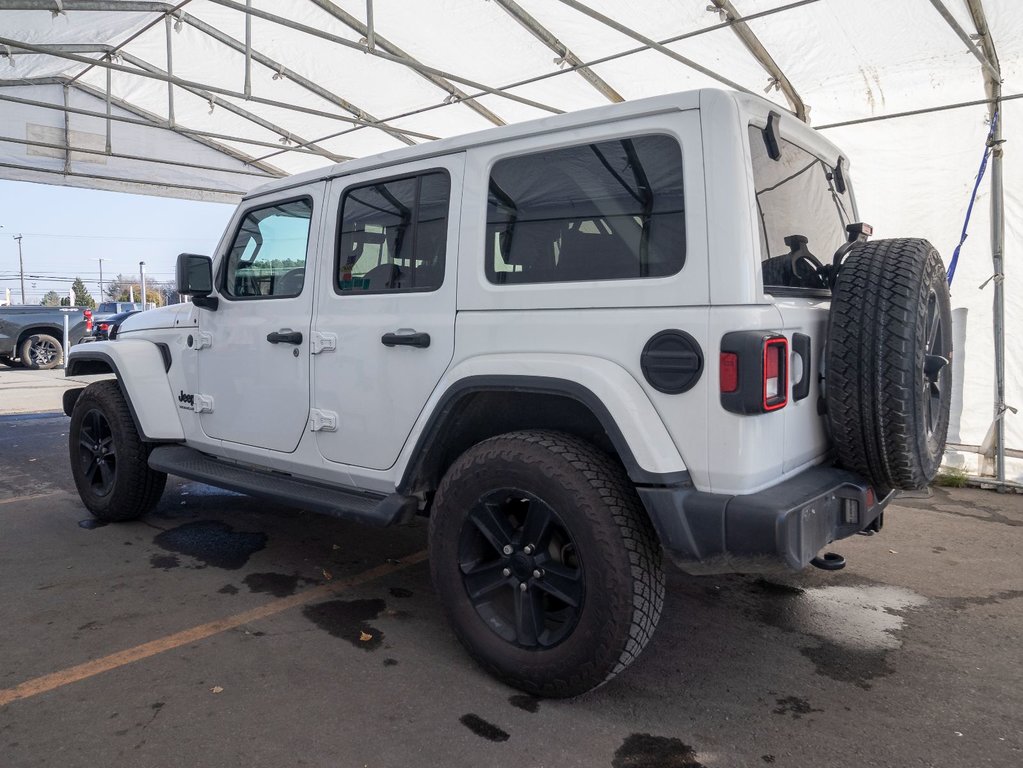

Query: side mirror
<box><xmin>176</xmin><ymin>253</ymin><xmax>218</xmax><ymax>310</ymax></box>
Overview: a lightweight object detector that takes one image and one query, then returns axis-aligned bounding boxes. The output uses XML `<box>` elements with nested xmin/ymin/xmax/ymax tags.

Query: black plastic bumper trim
<box><xmin>637</xmin><ymin>466</ymin><xmax>889</xmax><ymax>575</ymax></box>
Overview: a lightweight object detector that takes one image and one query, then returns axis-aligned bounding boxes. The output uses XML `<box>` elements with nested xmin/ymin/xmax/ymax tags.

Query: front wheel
<box><xmin>69</xmin><ymin>380</ymin><xmax>166</xmax><ymax>521</ymax></box>
<box><xmin>429</xmin><ymin>430</ymin><xmax>664</xmax><ymax>698</ymax></box>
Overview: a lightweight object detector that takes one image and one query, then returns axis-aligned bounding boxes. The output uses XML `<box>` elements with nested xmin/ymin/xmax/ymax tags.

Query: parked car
<box><xmin>0</xmin><ymin>305</ymin><xmax>92</xmax><ymax>369</ymax></box>
<box><xmin>94</xmin><ymin>302</ymin><xmax>144</xmax><ymax>322</ymax></box>
<box><xmin>64</xmin><ymin>89</ymin><xmax>952</xmax><ymax>697</ymax></box>
<box><xmin>80</xmin><ymin>310</ymin><xmax>140</xmax><ymax>343</ymax></box>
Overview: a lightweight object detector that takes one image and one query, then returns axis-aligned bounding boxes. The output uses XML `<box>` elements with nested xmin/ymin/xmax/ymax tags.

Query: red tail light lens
<box><xmin>84</xmin><ymin>309</ymin><xmax>93</xmax><ymax>332</ymax></box>
<box><xmin>720</xmin><ymin>352</ymin><xmax>738</xmax><ymax>393</ymax></box>
<box><xmin>763</xmin><ymin>337</ymin><xmax>788</xmax><ymax>411</ymax></box>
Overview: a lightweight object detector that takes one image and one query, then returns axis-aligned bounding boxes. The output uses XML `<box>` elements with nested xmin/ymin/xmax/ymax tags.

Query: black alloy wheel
<box><xmin>69</xmin><ymin>380</ymin><xmax>166</xmax><ymax>521</ymax></box>
<box><xmin>429</xmin><ymin>430</ymin><xmax>664</xmax><ymax>698</ymax></box>
<box><xmin>459</xmin><ymin>489</ymin><xmax>584</xmax><ymax>649</ymax></box>
<box><xmin>77</xmin><ymin>408</ymin><xmax>118</xmax><ymax>498</ymax></box>
<box><xmin>922</xmin><ymin>288</ymin><xmax>951</xmax><ymax>445</ymax></box>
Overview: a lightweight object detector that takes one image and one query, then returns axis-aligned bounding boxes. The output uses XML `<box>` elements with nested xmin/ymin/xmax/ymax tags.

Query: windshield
<box><xmin>749</xmin><ymin>125</ymin><xmax>853</xmax><ymax>292</ymax></box>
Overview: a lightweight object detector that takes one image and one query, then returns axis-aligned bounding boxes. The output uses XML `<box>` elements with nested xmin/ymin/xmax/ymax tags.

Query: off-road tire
<box><xmin>429</xmin><ymin>430</ymin><xmax>664</xmax><ymax>698</ymax></box>
<box><xmin>20</xmin><ymin>333</ymin><xmax>63</xmax><ymax>370</ymax></box>
<box><xmin>825</xmin><ymin>238</ymin><xmax>952</xmax><ymax>491</ymax></box>
<box><xmin>69</xmin><ymin>380</ymin><xmax>166</xmax><ymax>521</ymax></box>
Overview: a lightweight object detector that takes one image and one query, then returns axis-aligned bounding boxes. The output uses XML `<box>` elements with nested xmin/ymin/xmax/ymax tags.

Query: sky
<box><xmin>0</xmin><ymin>180</ymin><xmax>235</xmax><ymax>306</ymax></box>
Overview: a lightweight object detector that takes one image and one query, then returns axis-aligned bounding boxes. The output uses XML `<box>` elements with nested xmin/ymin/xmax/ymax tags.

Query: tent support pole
<box><xmin>966</xmin><ymin>0</ymin><xmax>1006</xmax><ymax>487</ymax></box>
<box><xmin>365</xmin><ymin>0</ymin><xmax>374</xmax><ymax>51</ymax></box>
<box><xmin>990</xmin><ymin>84</ymin><xmax>1006</xmax><ymax>485</ymax></box>
<box><xmin>165</xmin><ymin>14</ymin><xmax>174</xmax><ymax>127</ymax></box>
<box><xmin>62</xmin><ymin>83</ymin><xmax>71</xmax><ymax>175</ymax></box>
<box><xmin>104</xmin><ymin>60</ymin><xmax>111</xmax><ymax>154</ymax></box>
<box><xmin>243</xmin><ymin>0</ymin><xmax>251</xmax><ymax>98</ymax></box>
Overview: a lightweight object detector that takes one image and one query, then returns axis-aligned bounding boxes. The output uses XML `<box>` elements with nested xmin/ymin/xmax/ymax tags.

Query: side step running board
<box><xmin>148</xmin><ymin>445</ymin><xmax>417</xmax><ymax>527</ymax></box>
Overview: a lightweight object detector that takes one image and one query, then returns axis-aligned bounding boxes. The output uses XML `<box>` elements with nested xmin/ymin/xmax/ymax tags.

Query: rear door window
<box><xmin>336</xmin><ymin>171</ymin><xmax>450</xmax><ymax>293</ymax></box>
<box><xmin>485</xmin><ymin>134</ymin><xmax>685</xmax><ymax>284</ymax></box>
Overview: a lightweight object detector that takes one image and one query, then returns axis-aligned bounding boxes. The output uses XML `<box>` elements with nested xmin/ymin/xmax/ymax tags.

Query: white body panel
<box><xmin>312</xmin><ymin>155</ymin><xmax>464</xmax><ymax>470</ymax></box>
<box><xmin>95</xmin><ymin>88</ymin><xmax>853</xmax><ymax>498</ymax></box>
<box><xmin>67</xmin><ymin>338</ymin><xmax>184</xmax><ymax>441</ymax></box>
<box><xmin>196</xmin><ymin>182</ymin><xmax>326</xmax><ymax>453</ymax></box>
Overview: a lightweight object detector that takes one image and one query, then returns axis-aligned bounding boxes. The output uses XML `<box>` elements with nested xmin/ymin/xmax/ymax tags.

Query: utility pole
<box><xmin>139</xmin><ymin>261</ymin><xmax>147</xmax><ymax>310</ymax></box>
<box><xmin>97</xmin><ymin>257</ymin><xmax>104</xmax><ymax>301</ymax></box>
<box><xmin>14</xmin><ymin>234</ymin><xmax>25</xmax><ymax>304</ymax></box>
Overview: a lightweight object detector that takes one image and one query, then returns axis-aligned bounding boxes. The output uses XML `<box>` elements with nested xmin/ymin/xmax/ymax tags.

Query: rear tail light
<box><xmin>99</xmin><ymin>323</ymin><xmax>109</xmax><ymax>332</ymax></box>
<box><xmin>84</xmin><ymin>309</ymin><xmax>93</xmax><ymax>333</ymax></box>
<box><xmin>762</xmin><ymin>337</ymin><xmax>788</xmax><ymax>411</ymax></box>
<box><xmin>719</xmin><ymin>352</ymin><xmax>739</xmax><ymax>393</ymax></box>
<box><xmin>720</xmin><ymin>331</ymin><xmax>790</xmax><ymax>414</ymax></box>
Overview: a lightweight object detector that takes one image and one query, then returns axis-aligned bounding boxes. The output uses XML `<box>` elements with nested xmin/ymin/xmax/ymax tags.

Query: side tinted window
<box><xmin>336</xmin><ymin>172</ymin><xmax>450</xmax><ymax>293</ymax></box>
<box><xmin>486</xmin><ymin>135</ymin><xmax>685</xmax><ymax>285</ymax></box>
<box><xmin>223</xmin><ymin>198</ymin><xmax>312</xmax><ymax>299</ymax></box>
<box><xmin>749</xmin><ymin>126</ymin><xmax>853</xmax><ymax>291</ymax></box>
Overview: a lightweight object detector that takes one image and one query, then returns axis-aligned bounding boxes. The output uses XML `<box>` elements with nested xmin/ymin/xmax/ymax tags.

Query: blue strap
<box><xmin>947</xmin><ymin>111</ymin><xmax>999</xmax><ymax>285</ymax></box>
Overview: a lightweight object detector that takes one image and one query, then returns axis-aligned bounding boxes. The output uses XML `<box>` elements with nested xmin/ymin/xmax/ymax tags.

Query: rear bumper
<box><xmin>638</xmin><ymin>466</ymin><xmax>890</xmax><ymax>575</ymax></box>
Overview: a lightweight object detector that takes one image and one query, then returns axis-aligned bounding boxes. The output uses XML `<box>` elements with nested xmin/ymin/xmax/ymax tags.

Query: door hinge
<box><xmin>193</xmin><ymin>394</ymin><xmax>214</xmax><ymax>414</ymax></box>
<box><xmin>310</xmin><ymin>331</ymin><xmax>337</xmax><ymax>354</ymax></box>
<box><xmin>193</xmin><ymin>331</ymin><xmax>213</xmax><ymax>350</ymax></box>
<box><xmin>308</xmin><ymin>408</ymin><xmax>338</xmax><ymax>432</ymax></box>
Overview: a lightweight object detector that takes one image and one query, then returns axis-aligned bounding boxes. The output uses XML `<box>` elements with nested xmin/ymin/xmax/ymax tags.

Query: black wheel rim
<box><xmin>78</xmin><ymin>408</ymin><xmax>117</xmax><ymax>497</ymax></box>
<box><xmin>923</xmin><ymin>289</ymin><xmax>950</xmax><ymax>443</ymax></box>
<box><xmin>458</xmin><ymin>489</ymin><xmax>584</xmax><ymax>649</ymax></box>
<box><xmin>30</xmin><ymin>339</ymin><xmax>59</xmax><ymax>366</ymax></box>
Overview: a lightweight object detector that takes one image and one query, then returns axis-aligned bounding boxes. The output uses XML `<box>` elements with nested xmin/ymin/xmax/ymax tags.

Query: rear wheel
<box><xmin>429</xmin><ymin>430</ymin><xmax>664</xmax><ymax>697</ymax></box>
<box><xmin>20</xmin><ymin>334</ymin><xmax>62</xmax><ymax>370</ymax></box>
<box><xmin>825</xmin><ymin>238</ymin><xmax>952</xmax><ymax>490</ymax></box>
<box><xmin>69</xmin><ymin>380</ymin><xmax>166</xmax><ymax>521</ymax></box>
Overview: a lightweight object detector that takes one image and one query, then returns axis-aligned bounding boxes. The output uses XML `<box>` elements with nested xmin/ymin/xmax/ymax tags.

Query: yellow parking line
<box><xmin>0</xmin><ymin>491</ymin><xmax>68</xmax><ymax>507</ymax></box>
<box><xmin>0</xmin><ymin>550</ymin><xmax>429</xmax><ymax>708</ymax></box>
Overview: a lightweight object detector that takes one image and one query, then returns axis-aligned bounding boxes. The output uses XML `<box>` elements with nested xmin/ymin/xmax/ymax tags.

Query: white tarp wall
<box><xmin>1</xmin><ymin>0</ymin><xmax>1021</xmax><ymax>480</ymax></box>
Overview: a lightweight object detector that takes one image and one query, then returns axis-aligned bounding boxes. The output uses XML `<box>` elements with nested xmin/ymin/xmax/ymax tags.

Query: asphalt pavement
<box><xmin>0</xmin><ymin>404</ymin><xmax>1020</xmax><ymax>767</ymax></box>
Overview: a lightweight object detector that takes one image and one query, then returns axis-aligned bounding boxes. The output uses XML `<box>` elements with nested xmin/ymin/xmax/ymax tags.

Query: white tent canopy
<box><xmin>1</xmin><ymin>0</ymin><xmax>1021</xmax><ymax>482</ymax></box>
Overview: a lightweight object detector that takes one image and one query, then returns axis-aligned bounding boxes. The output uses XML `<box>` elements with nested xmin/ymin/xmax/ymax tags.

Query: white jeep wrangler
<box><xmin>65</xmin><ymin>89</ymin><xmax>952</xmax><ymax>697</ymax></box>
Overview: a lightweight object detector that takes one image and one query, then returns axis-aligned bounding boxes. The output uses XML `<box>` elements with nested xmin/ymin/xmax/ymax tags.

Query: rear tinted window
<box><xmin>486</xmin><ymin>134</ymin><xmax>685</xmax><ymax>285</ymax></box>
<box><xmin>749</xmin><ymin>126</ymin><xmax>853</xmax><ymax>291</ymax></box>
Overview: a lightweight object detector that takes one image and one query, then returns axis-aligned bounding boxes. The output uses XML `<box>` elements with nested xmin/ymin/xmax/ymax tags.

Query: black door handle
<box><xmin>381</xmin><ymin>331</ymin><xmax>431</xmax><ymax>348</ymax></box>
<box><xmin>266</xmin><ymin>330</ymin><xmax>303</xmax><ymax>345</ymax></box>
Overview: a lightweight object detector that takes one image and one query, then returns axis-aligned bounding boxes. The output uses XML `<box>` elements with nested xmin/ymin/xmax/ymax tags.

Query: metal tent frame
<box><xmin>0</xmin><ymin>0</ymin><xmax>1013</xmax><ymax>483</ymax></box>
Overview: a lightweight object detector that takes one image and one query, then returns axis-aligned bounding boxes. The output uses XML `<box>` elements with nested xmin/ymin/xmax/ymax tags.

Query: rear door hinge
<box><xmin>308</xmin><ymin>408</ymin><xmax>338</xmax><ymax>432</ymax></box>
<box><xmin>193</xmin><ymin>394</ymin><xmax>214</xmax><ymax>414</ymax></box>
<box><xmin>310</xmin><ymin>331</ymin><xmax>337</xmax><ymax>355</ymax></box>
<box><xmin>193</xmin><ymin>331</ymin><xmax>213</xmax><ymax>350</ymax></box>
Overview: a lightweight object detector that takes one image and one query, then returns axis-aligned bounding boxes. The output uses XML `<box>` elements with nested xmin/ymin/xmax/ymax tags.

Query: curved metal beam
<box><xmin>491</xmin><ymin>0</ymin><xmax>623</xmax><ymax>103</ymax></box>
<box><xmin>306</xmin><ymin>0</ymin><xmax>506</xmax><ymax>127</ymax></box>
<box><xmin>929</xmin><ymin>0</ymin><xmax>1000</xmax><ymax>82</ymax></box>
<box><xmin>708</xmin><ymin>0</ymin><xmax>806</xmax><ymax>121</ymax></box>
<box><xmin>554</xmin><ymin>0</ymin><xmax>757</xmax><ymax>100</ymax></box>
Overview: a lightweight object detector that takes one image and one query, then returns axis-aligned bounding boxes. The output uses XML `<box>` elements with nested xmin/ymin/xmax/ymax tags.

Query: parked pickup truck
<box><xmin>0</xmin><ymin>306</ymin><xmax>92</xmax><ymax>369</ymax></box>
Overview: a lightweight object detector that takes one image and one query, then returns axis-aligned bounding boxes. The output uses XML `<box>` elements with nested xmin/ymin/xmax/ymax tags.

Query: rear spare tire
<box><xmin>825</xmin><ymin>238</ymin><xmax>952</xmax><ymax>491</ymax></box>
